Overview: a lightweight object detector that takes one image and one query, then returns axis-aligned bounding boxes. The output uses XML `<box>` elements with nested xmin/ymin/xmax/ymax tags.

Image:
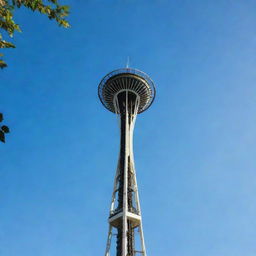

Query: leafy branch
<box><xmin>0</xmin><ymin>0</ymin><xmax>70</xmax><ymax>68</ymax></box>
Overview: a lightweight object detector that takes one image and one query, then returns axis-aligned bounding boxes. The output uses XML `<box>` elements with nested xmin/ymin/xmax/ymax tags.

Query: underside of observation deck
<box><xmin>98</xmin><ymin>68</ymin><xmax>156</xmax><ymax>114</ymax></box>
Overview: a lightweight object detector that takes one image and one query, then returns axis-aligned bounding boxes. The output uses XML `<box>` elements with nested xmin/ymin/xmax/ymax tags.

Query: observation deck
<box><xmin>98</xmin><ymin>68</ymin><xmax>156</xmax><ymax>114</ymax></box>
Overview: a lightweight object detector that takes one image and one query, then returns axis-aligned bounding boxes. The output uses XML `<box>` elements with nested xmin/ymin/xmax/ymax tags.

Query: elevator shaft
<box><xmin>116</xmin><ymin>91</ymin><xmax>137</xmax><ymax>256</ymax></box>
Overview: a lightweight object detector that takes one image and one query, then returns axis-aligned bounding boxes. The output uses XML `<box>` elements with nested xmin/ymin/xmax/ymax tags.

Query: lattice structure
<box><xmin>98</xmin><ymin>68</ymin><xmax>156</xmax><ymax>256</ymax></box>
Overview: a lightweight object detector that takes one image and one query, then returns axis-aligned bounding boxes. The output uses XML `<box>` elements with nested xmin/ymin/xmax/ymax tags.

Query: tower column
<box><xmin>98</xmin><ymin>68</ymin><xmax>156</xmax><ymax>256</ymax></box>
<box><xmin>116</xmin><ymin>90</ymin><xmax>138</xmax><ymax>256</ymax></box>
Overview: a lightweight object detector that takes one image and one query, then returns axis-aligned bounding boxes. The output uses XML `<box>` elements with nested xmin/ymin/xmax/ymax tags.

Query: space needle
<box><xmin>98</xmin><ymin>68</ymin><xmax>156</xmax><ymax>256</ymax></box>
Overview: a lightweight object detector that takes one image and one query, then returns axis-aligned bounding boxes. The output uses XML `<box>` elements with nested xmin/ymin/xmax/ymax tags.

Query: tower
<box><xmin>98</xmin><ymin>68</ymin><xmax>156</xmax><ymax>256</ymax></box>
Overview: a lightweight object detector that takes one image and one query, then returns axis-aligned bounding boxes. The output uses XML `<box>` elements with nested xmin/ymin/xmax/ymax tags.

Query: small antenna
<box><xmin>126</xmin><ymin>56</ymin><xmax>130</xmax><ymax>68</ymax></box>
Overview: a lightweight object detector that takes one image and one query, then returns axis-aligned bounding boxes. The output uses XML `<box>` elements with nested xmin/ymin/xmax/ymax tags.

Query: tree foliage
<box><xmin>0</xmin><ymin>0</ymin><xmax>70</xmax><ymax>68</ymax></box>
<box><xmin>0</xmin><ymin>113</ymin><xmax>9</xmax><ymax>143</ymax></box>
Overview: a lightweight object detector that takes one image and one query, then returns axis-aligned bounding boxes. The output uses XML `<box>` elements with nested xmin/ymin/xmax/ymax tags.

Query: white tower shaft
<box><xmin>105</xmin><ymin>90</ymin><xmax>147</xmax><ymax>256</ymax></box>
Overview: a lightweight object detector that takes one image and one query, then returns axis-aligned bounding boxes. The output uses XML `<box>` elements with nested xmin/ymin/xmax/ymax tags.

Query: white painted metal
<box><xmin>122</xmin><ymin>90</ymin><xmax>129</xmax><ymax>256</ymax></box>
<box><xmin>104</xmin><ymin>89</ymin><xmax>147</xmax><ymax>256</ymax></box>
<box><xmin>105</xmin><ymin>225</ymin><xmax>113</xmax><ymax>256</ymax></box>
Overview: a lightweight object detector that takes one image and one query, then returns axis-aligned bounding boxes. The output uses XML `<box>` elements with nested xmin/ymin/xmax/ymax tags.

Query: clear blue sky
<box><xmin>1</xmin><ymin>1</ymin><xmax>256</xmax><ymax>255</ymax></box>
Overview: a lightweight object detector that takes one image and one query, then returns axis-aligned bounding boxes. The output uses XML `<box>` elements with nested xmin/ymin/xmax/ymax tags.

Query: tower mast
<box><xmin>98</xmin><ymin>68</ymin><xmax>156</xmax><ymax>256</ymax></box>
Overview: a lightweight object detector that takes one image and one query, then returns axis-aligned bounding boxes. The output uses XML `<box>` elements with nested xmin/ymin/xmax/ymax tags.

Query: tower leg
<box><xmin>121</xmin><ymin>90</ymin><xmax>129</xmax><ymax>256</ymax></box>
<box><xmin>105</xmin><ymin>225</ymin><xmax>113</xmax><ymax>256</ymax></box>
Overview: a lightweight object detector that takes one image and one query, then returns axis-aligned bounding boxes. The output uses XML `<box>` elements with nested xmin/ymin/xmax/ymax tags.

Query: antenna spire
<box><xmin>126</xmin><ymin>56</ymin><xmax>130</xmax><ymax>68</ymax></box>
